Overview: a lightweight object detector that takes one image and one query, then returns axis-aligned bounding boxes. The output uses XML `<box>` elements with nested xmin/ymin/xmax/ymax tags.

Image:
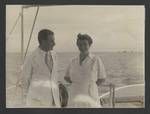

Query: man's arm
<box><xmin>22</xmin><ymin>57</ymin><xmax>33</xmax><ymax>101</ymax></box>
<box><xmin>64</xmin><ymin>62</ymin><xmax>72</xmax><ymax>84</ymax></box>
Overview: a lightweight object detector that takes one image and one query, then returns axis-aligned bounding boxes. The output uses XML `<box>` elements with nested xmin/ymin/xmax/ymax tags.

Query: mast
<box><xmin>21</xmin><ymin>6</ymin><xmax>24</xmax><ymax>63</ymax></box>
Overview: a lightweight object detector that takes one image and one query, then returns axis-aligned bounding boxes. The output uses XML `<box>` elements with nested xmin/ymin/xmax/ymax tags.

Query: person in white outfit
<box><xmin>22</xmin><ymin>29</ymin><xmax>61</xmax><ymax>108</ymax></box>
<box><xmin>64</xmin><ymin>33</ymin><xmax>106</xmax><ymax>108</ymax></box>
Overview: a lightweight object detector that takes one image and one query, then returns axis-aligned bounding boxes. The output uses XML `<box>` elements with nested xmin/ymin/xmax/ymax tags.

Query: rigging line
<box><xmin>24</xmin><ymin>6</ymin><xmax>40</xmax><ymax>62</ymax></box>
<box><xmin>6</xmin><ymin>13</ymin><xmax>21</xmax><ymax>41</ymax></box>
<box><xmin>9</xmin><ymin>13</ymin><xmax>21</xmax><ymax>35</ymax></box>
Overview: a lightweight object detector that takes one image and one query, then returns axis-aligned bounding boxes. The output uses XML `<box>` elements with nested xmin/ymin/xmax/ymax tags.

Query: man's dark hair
<box><xmin>77</xmin><ymin>33</ymin><xmax>93</xmax><ymax>46</ymax></box>
<box><xmin>38</xmin><ymin>29</ymin><xmax>54</xmax><ymax>44</ymax></box>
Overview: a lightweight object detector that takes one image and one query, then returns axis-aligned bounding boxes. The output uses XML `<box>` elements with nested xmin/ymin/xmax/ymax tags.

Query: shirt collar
<box><xmin>77</xmin><ymin>52</ymin><xmax>94</xmax><ymax>60</ymax></box>
<box><xmin>88</xmin><ymin>53</ymin><xmax>94</xmax><ymax>58</ymax></box>
<box><xmin>38</xmin><ymin>47</ymin><xmax>53</xmax><ymax>55</ymax></box>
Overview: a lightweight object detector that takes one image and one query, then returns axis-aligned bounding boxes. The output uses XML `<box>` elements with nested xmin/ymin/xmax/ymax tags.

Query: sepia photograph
<box><xmin>6</xmin><ymin>5</ymin><xmax>145</xmax><ymax>108</ymax></box>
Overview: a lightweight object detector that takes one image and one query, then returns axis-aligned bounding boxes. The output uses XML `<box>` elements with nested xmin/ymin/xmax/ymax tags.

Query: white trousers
<box><xmin>25</xmin><ymin>92</ymin><xmax>55</xmax><ymax>108</ymax></box>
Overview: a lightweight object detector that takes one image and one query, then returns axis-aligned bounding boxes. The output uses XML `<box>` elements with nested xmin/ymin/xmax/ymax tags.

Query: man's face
<box><xmin>77</xmin><ymin>40</ymin><xmax>90</xmax><ymax>53</ymax></box>
<box><xmin>41</xmin><ymin>34</ymin><xmax>55</xmax><ymax>51</ymax></box>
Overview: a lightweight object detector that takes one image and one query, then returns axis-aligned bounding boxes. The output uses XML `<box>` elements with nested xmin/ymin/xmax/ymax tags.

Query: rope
<box><xmin>7</xmin><ymin>13</ymin><xmax>21</xmax><ymax>41</ymax></box>
<box><xmin>9</xmin><ymin>13</ymin><xmax>21</xmax><ymax>35</ymax></box>
<box><xmin>7</xmin><ymin>6</ymin><xmax>40</xmax><ymax>106</ymax></box>
<box><xmin>6</xmin><ymin>85</ymin><xmax>17</xmax><ymax>90</ymax></box>
<box><xmin>23</xmin><ymin>6</ymin><xmax>40</xmax><ymax>62</ymax></box>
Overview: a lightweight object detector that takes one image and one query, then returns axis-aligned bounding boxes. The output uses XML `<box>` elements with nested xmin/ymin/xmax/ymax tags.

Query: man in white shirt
<box><xmin>22</xmin><ymin>29</ymin><xmax>61</xmax><ymax>108</ymax></box>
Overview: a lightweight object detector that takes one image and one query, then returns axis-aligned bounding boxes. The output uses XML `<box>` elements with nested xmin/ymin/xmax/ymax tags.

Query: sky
<box><xmin>6</xmin><ymin>5</ymin><xmax>145</xmax><ymax>53</ymax></box>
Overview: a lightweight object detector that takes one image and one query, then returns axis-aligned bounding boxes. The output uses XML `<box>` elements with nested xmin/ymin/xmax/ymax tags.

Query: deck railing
<box><xmin>99</xmin><ymin>83</ymin><xmax>115</xmax><ymax>108</ymax></box>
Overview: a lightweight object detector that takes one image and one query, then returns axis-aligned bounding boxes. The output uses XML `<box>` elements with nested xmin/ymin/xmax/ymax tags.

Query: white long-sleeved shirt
<box><xmin>22</xmin><ymin>47</ymin><xmax>60</xmax><ymax>107</ymax></box>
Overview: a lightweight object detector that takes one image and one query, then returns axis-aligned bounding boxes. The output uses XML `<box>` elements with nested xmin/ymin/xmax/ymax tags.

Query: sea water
<box><xmin>6</xmin><ymin>52</ymin><xmax>144</xmax><ymax>107</ymax></box>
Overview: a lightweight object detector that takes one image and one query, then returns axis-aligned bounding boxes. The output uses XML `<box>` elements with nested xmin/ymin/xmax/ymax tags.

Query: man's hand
<box><xmin>96</xmin><ymin>79</ymin><xmax>105</xmax><ymax>86</ymax></box>
<box><xmin>64</xmin><ymin>76</ymin><xmax>72</xmax><ymax>83</ymax></box>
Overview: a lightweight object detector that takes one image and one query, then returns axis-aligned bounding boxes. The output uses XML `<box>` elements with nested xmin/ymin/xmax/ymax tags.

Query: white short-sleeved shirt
<box><xmin>65</xmin><ymin>53</ymin><xmax>106</xmax><ymax>107</ymax></box>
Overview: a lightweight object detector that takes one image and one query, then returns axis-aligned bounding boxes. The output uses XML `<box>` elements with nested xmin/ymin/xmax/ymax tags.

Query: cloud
<box><xmin>6</xmin><ymin>5</ymin><xmax>144</xmax><ymax>52</ymax></box>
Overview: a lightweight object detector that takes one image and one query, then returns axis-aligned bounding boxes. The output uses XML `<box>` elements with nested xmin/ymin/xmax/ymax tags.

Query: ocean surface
<box><xmin>6</xmin><ymin>52</ymin><xmax>144</xmax><ymax>107</ymax></box>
